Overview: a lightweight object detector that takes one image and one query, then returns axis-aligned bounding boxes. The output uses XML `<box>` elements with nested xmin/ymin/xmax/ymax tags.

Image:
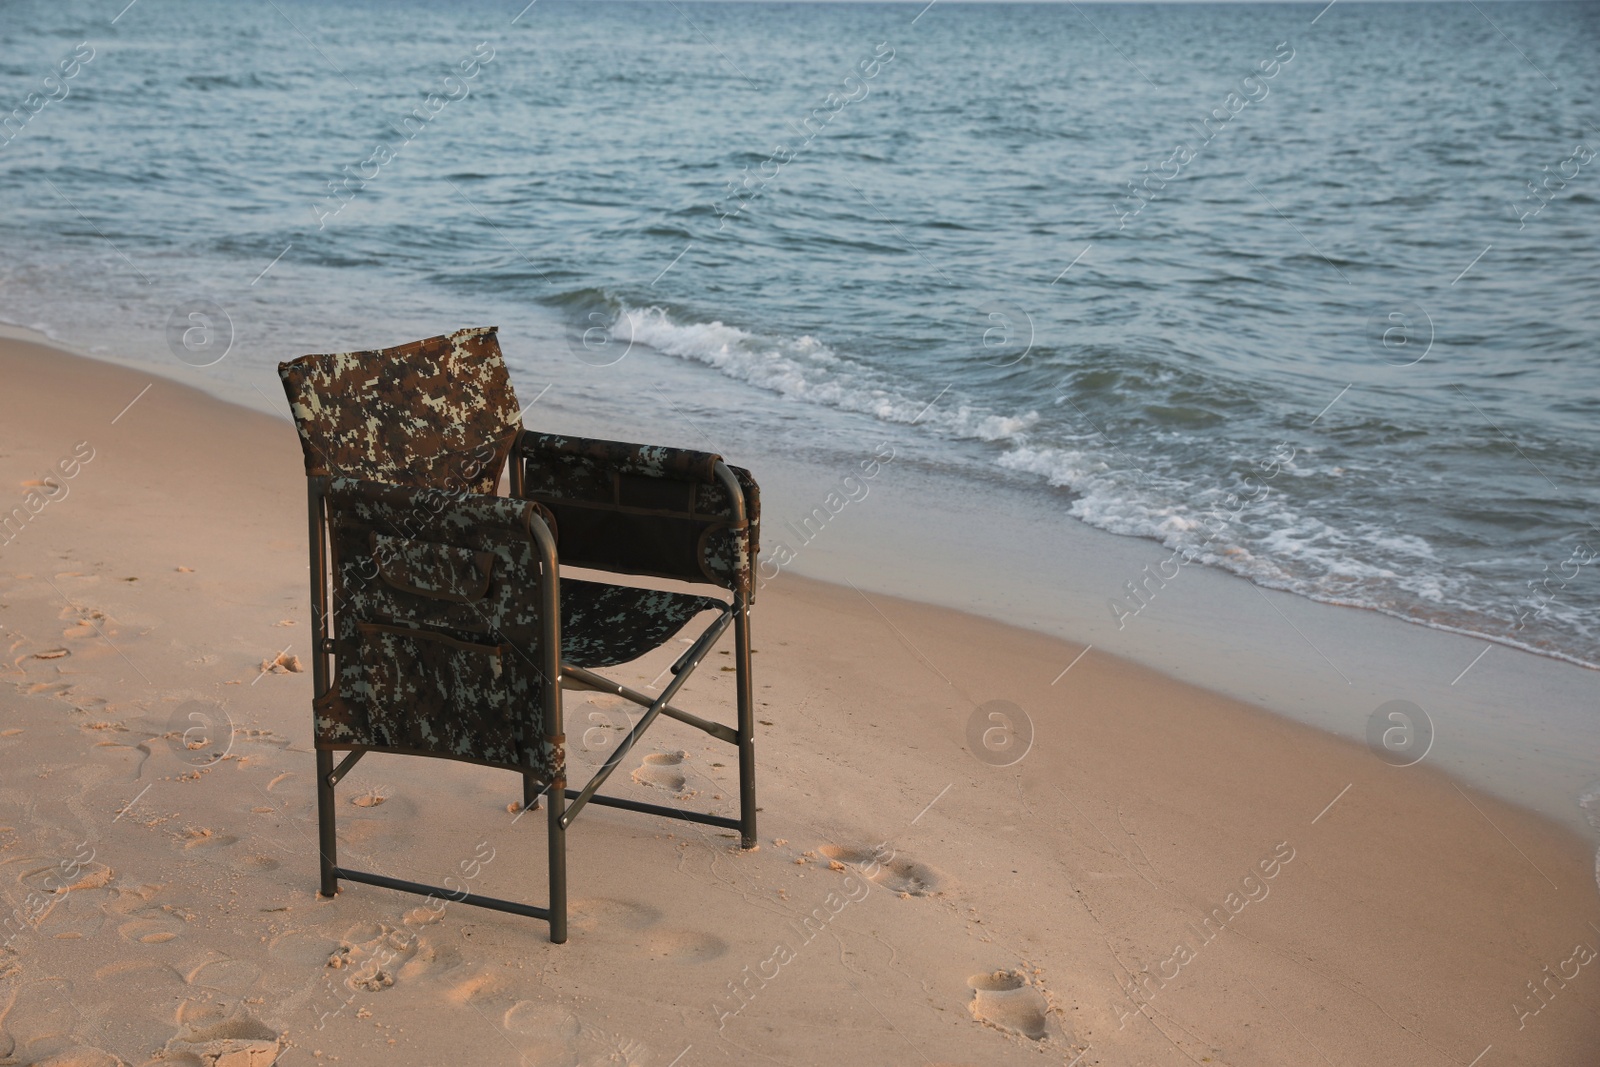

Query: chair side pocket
<box><xmin>356</xmin><ymin>621</ymin><xmax>519</xmax><ymax>763</ymax></box>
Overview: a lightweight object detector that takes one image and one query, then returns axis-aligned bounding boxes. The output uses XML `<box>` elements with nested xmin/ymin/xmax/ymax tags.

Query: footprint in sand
<box><xmin>641</xmin><ymin>927</ymin><xmax>728</xmax><ymax>963</ymax></box>
<box><xmin>567</xmin><ymin>898</ymin><xmax>662</xmax><ymax>935</ymax></box>
<box><xmin>817</xmin><ymin>845</ymin><xmax>946</xmax><ymax>896</ymax></box>
<box><xmin>118</xmin><ymin>917</ymin><xmax>184</xmax><ymax>944</ymax></box>
<box><xmin>500</xmin><ymin>1000</ymin><xmax>587</xmax><ymax>1064</ymax></box>
<box><xmin>178</xmin><ymin>827</ymin><xmax>238</xmax><ymax>851</ymax></box>
<box><xmin>174</xmin><ymin>991</ymin><xmax>233</xmax><ymax>1030</ymax></box>
<box><xmin>323</xmin><ymin>921</ymin><xmax>438</xmax><ymax>992</ymax></box>
<box><xmin>20</xmin><ymin>860</ymin><xmax>115</xmax><ymax>896</ymax></box>
<box><xmin>0</xmin><ymin>979</ymin><xmax>84</xmax><ymax>1062</ymax></box>
<box><xmin>340</xmin><ymin>920</ymin><xmax>386</xmax><ymax>944</ymax></box>
<box><xmin>503</xmin><ymin>999</ymin><xmax>582</xmax><ymax>1038</ymax></box>
<box><xmin>486</xmin><ymin>998</ymin><xmax>611</xmax><ymax>1067</ymax></box>
<box><xmin>631</xmin><ymin>751</ymin><xmax>688</xmax><ymax>791</ymax></box>
<box><xmin>402</xmin><ymin>904</ymin><xmax>445</xmax><ymax>927</ymax></box>
<box><xmin>505</xmin><ymin>1004</ymin><xmax>656</xmax><ymax>1067</ymax></box>
<box><xmin>233</xmin><ymin>853</ymin><xmax>283</xmax><ymax>875</ymax></box>
<box><xmin>267</xmin><ymin>929</ymin><xmax>339</xmax><ymax>968</ymax></box>
<box><xmin>444</xmin><ymin>967</ymin><xmax>519</xmax><ymax>1005</ymax></box>
<box><xmin>163</xmin><ymin>1008</ymin><xmax>281</xmax><ymax>1067</ymax></box>
<box><xmin>967</xmin><ymin>970</ymin><xmax>1050</xmax><ymax>1041</ymax></box>
<box><xmin>347</xmin><ymin>791</ymin><xmax>417</xmax><ymax>819</ymax></box>
<box><xmin>567</xmin><ymin>898</ymin><xmax>727</xmax><ymax>963</ymax></box>
<box><xmin>14</xmin><ymin>866</ymin><xmax>113</xmax><ymax>937</ymax></box>
<box><xmin>186</xmin><ymin>958</ymin><xmax>261</xmax><ymax>995</ymax></box>
<box><xmin>110</xmin><ymin>891</ymin><xmax>197</xmax><ymax>948</ymax></box>
<box><xmin>58</xmin><ymin>606</ymin><xmax>113</xmax><ymax>642</ymax></box>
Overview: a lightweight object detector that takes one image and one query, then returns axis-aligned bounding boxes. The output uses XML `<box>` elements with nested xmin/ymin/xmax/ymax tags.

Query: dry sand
<box><xmin>1</xmin><ymin>335</ymin><xmax>1597</xmax><ymax>1066</ymax></box>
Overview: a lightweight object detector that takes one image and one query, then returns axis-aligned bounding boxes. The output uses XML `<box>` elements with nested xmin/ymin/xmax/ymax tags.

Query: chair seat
<box><xmin>560</xmin><ymin>580</ymin><xmax>724</xmax><ymax>669</ymax></box>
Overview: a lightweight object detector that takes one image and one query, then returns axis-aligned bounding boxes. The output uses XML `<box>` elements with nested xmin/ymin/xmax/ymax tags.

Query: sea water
<box><xmin>2</xmin><ymin>0</ymin><xmax>1597</xmax><ymax>673</ymax></box>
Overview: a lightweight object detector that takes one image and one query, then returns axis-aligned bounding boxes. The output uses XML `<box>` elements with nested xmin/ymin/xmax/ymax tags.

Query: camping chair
<box><xmin>278</xmin><ymin>325</ymin><xmax>759</xmax><ymax>943</ymax></box>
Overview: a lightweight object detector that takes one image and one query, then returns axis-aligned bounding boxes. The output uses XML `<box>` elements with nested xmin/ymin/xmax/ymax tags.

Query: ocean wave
<box><xmin>611</xmin><ymin>303</ymin><xmax>1040</xmax><ymax>444</ymax></box>
<box><xmin>598</xmin><ymin>301</ymin><xmax>1600</xmax><ymax>671</ymax></box>
<box><xmin>997</xmin><ymin>443</ymin><xmax>1600</xmax><ymax>670</ymax></box>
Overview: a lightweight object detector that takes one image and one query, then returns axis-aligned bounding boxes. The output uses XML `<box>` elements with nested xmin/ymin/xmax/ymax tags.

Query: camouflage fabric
<box><xmin>561</xmin><ymin>580</ymin><xmax>724</xmax><ymax>669</ymax></box>
<box><xmin>316</xmin><ymin>478</ymin><xmax>563</xmax><ymax>780</ymax></box>
<box><xmin>278</xmin><ymin>326</ymin><xmax>520</xmax><ymax>494</ymax></box>
<box><xmin>515</xmin><ymin>433</ymin><xmax>761</xmax><ymax>598</ymax></box>
<box><xmin>521</xmin><ymin>435</ymin><xmax>723</xmax><ymax>483</ymax></box>
<box><xmin>372</xmin><ymin>532</ymin><xmax>495</xmax><ymax>603</ymax></box>
<box><xmin>704</xmin><ymin>465</ymin><xmax>760</xmax><ymax>595</ymax></box>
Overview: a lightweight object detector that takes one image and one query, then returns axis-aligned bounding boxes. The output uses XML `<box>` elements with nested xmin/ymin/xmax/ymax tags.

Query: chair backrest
<box><xmin>278</xmin><ymin>326</ymin><xmax>521</xmax><ymax>494</ymax></box>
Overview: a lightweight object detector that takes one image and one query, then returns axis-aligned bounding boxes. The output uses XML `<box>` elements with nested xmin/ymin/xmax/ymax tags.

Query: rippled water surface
<box><xmin>3</xmin><ymin>0</ymin><xmax>1597</xmax><ymax>664</ymax></box>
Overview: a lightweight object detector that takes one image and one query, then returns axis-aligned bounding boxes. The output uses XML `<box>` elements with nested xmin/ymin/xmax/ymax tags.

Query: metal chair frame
<box><xmin>289</xmin><ymin>335</ymin><xmax>758</xmax><ymax>945</ymax></box>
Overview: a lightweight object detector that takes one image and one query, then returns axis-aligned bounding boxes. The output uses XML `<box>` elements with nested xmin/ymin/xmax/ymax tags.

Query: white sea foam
<box><xmin>612</xmin><ymin>304</ymin><xmax>1600</xmax><ymax>673</ymax></box>
<box><xmin>613</xmin><ymin>304</ymin><xmax>1040</xmax><ymax>443</ymax></box>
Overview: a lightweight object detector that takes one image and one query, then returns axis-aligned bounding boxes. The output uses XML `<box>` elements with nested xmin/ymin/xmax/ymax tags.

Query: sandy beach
<box><xmin>1</xmin><ymin>334</ymin><xmax>1597</xmax><ymax>1066</ymax></box>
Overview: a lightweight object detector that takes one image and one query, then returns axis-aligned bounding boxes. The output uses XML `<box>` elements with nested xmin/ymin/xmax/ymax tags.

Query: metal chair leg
<box><xmin>547</xmin><ymin>771</ymin><xmax>568</xmax><ymax>943</ymax></box>
<box><xmin>734</xmin><ymin>596</ymin><xmax>758</xmax><ymax>849</ymax></box>
<box><xmin>522</xmin><ymin>772</ymin><xmax>541</xmax><ymax>812</ymax></box>
<box><xmin>316</xmin><ymin>749</ymin><xmax>339</xmax><ymax>897</ymax></box>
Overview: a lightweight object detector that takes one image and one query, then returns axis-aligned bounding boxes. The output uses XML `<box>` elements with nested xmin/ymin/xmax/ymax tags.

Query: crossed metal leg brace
<box><xmin>314</xmin><ymin>599</ymin><xmax>757</xmax><ymax>944</ymax></box>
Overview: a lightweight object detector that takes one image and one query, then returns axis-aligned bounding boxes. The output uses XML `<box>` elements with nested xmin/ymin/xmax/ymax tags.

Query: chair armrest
<box><xmin>320</xmin><ymin>476</ymin><xmax>561</xmax><ymax>649</ymax></box>
<box><xmin>511</xmin><ymin>432</ymin><xmax>760</xmax><ymax>598</ymax></box>
<box><xmin>513</xmin><ymin>432</ymin><xmax>723</xmax><ymax>486</ymax></box>
<box><xmin>311</xmin><ymin>476</ymin><xmax>565</xmax><ymax>778</ymax></box>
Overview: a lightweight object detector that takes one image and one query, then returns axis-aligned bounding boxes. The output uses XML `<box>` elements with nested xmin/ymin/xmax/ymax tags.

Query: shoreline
<box><xmin>6</xmin><ymin>312</ymin><xmax>1591</xmax><ymax>672</ymax></box>
<box><xmin>12</xmin><ymin>305</ymin><xmax>1593</xmax><ymax>672</ymax></box>
<box><xmin>6</xmin><ymin>322</ymin><xmax>1598</xmax><ymax>842</ymax></box>
<box><xmin>3</xmin><ymin>331</ymin><xmax>1599</xmax><ymax>1063</ymax></box>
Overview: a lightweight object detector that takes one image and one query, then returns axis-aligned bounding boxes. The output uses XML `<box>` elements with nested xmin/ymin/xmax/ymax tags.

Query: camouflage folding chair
<box><xmin>278</xmin><ymin>326</ymin><xmax>759</xmax><ymax>943</ymax></box>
